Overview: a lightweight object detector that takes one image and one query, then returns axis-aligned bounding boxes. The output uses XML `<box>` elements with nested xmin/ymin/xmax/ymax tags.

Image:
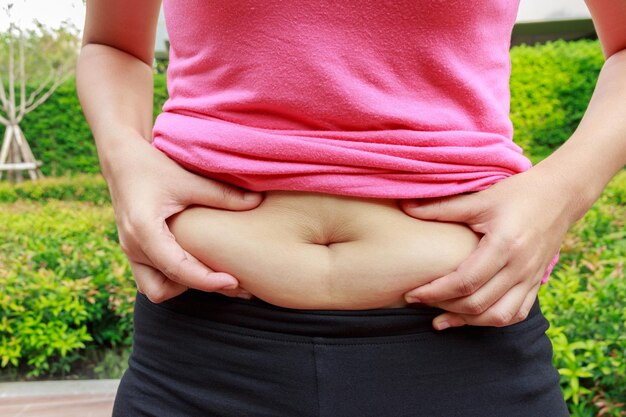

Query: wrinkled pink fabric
<box><xmin>152</xmin><ymin>0</ymin><xmax>559</xmax><ymax>282</ymax></box>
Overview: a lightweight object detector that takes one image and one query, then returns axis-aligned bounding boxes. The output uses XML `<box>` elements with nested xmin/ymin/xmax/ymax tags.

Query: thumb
<box><xmin>180</xmin><ymin>173</ymin><xmax>264</xmax><ymax>210</ymax></box>
<box><xmin>400</xmin><ymin>193</ymin><xmax>482</xmax><ymax>223</ymax></box>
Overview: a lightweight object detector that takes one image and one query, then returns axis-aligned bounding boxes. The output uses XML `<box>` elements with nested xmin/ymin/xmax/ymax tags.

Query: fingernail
<box><xmin>220</xmin><ymin>283</ymin><xmax>238</xmax><ymax>291</ymax></box>
<box><xmin>435</xmin><ymin>321</ymin><xmax>450</xmax><ymax>331</ymax></box>
<box><xmin>212</xmin><ymin>272</ymin><xmax>238</xmax><ymax>290</ymax></box>
<box><xmin>244</xmin><ymin>192</ymin><xmax>260</xmax><ymax>201</ymax></box>
<box><xmin>405</xmin><ymin>295</ymin><xmax>421</xmax><ymax>304</ymax></box>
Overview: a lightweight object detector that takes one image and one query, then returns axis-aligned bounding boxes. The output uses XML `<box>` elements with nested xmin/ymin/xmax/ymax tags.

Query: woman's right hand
<box><xmin>76</xmin><ymin>0</ymin><xmax>264</xmax><ymax>302</ymax></box>
<box><xmin>102</xmin><ymin>131</ymin><xmax>264</xmax><ymax>303</ymax></box>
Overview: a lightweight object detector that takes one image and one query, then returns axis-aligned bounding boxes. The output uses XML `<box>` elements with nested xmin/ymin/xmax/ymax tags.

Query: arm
<box><xmin>535</xmin><ymin>0</ymin><xmax>626</xmax><ymax>222</ymax></box>
<box><xmin>76</xmin><ymin>0</ymin><xmax>263</xmax><ymax>302</ymax></box>
<box><xmin>76</xmin><ymin>0</ymin><xmax>158</xmax><ymax>150</ymax></box>
<box><xmin>400</xmin><ymin>0</ymin><xmax>626</xmax><ymax>329</ymax></box>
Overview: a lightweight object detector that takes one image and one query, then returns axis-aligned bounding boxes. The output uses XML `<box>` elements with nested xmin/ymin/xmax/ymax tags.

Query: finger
<box><xmin>177</xmin><ymin>173</ymin><xmax>264</xmax><ymax>210</ymax></box>
<box><xmin>405</xmin><ymin>232</ymin><xmax>508</xmax><ymax>303</ymax></box>
<box><xmin>139</xmin><ymin>216</ymin><xmax>240</xmax><ymax>292</ymax></box>
<box><xmin>400</xmin><ymin>192</ymin><xmax>483</xmax><ymax>223</ymax></box>
<box><xmin>432</xmin><ymin>258</ymin><xmax>535</xmax><ymax>315</ymax></box>
<box><xmin>135</xmin><ymin>257</ymin><xmax>251</xmax><ymax>301</ymax></box>
<box><xmin>517</xmin><ymin>280</ymin><xmax>542</xmax><ymax>322</ymax></box>
<box><xmin>432</xmin><ymin>280</ymin><xmax>538</xmax><ymax>329</ymax></box>
<box><xmin>182</xmin><ymin>250</ymin><xmax>253</xmax><ymax>300</ymax></box>
<box><xmin>131</xmin><ymin>264</ymin><xmax>146</xmax><ymax>295</ymax></box>
<box><xmin>130</xmin><ymin>260</ymin><xmax>188</xmax><ymax>303</ymax></box>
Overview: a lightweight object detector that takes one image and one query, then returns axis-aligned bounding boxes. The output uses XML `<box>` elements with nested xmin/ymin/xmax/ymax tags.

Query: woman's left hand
<box><xmin>399</xmin><ymin>167</ymin><xmax>579</xmax><ymax>330</ymax></box>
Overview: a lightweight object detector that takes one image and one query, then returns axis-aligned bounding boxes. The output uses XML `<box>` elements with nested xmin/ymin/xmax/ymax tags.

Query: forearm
<box><xmin>75</xmin><ymin>43</ymin><xmax>154</xmax><ymax>179</ymax></box>
<box><xmin>533</xmin><ymin>47</ymin><xmax>626</xmax><ymax>223</ymax></box>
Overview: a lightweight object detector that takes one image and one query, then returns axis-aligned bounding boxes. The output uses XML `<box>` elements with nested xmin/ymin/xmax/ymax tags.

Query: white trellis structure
<box><xmin>0</xmin><ymin>2</ymin><xmax>76</xmax><ymax>183</ymax></box>
<box><xmin>0</xmin><ymin>122</ymin><xmax>43</xmax><ymax>182</ymax></box>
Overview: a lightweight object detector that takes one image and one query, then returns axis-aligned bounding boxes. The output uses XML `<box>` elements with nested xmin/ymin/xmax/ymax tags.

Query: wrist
<box><xmin>94</xmin><ymin>127</ymin><xmax>149</xmax><ymax>182</ymax></box>
<box><xmin>530</xmin><ymin>158</ymin><xmax>598</xmax><ymax>226</ymax></box>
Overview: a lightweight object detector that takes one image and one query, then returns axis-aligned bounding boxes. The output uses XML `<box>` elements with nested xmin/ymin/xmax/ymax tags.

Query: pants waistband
<box><xmin>139</xmin><ymin>289</ymin><xmax>541</xmax><ymax>338</ymax></box>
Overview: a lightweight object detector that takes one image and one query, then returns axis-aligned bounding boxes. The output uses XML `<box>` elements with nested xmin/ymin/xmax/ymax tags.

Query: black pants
<box><xmin>113</xmin><ymin>289</ymin><xmax>569</xmax><ymax>417</ymax></box>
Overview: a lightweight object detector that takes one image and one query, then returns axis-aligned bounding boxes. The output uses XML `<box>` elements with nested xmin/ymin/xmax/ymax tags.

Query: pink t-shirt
<box><xmin>152</xmin><ymin>0</ymin><xmax>559</xmax><ymax>282</ymax></box>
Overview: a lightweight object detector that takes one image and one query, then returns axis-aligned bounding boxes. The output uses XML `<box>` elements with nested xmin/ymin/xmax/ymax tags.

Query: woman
<box><xmin>76</xmin><ymin>1</ymin><xmax>626</xmax><ymax>416</ymax></box>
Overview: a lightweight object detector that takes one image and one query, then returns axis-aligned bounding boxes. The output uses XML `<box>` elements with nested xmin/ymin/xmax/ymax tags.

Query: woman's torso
<box><xmin>158</xmin><ymin>1</ymin><xmax>523</xmax><ymax>309</ymax></box>
<box><xmin>166</xmin><ymin>191</ymin><xmax>480</xmax><ymax>310</ymax></box>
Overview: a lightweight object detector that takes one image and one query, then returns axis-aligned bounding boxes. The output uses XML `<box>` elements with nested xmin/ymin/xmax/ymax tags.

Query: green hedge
<box><xmin>509</xmin><ymin>39</ymin><xmax>605</xmax><ymax>163</ymax></box>
<box><xmin>539</xmin><ymin>172</ymin><xmax>626</xmax><ymax>416</ymax></box>
<box><xmin>0</xmin><ymin>173</ymin><xmax>110</xmax><ymax>204</ymax></box>
<box><xmin>0</xmin><ymin>199</ymin><xmax>134</xmax><ymax>379</ymax></box>
<box><xmin>0</xmin><ymin>74</ymin><xmax>168</xmax><ymax>177</ymax></box>
<box><xmin>0</xmin><ymin>38</ymin><xmax>607</xmax><ymax>174</ymax></box>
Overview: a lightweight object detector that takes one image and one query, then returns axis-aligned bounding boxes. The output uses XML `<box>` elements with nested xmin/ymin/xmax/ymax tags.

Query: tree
<box><xmin>0</xmin><ymin>1</ymin><xmax>81</xmax><ymax>182</ymax></box>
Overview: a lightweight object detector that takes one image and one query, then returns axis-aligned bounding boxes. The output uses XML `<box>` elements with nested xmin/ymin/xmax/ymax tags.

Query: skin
<box><xmin>76</xmin><ymin>0</ymin><xmax>263</xmax><ymax>303</ymax></box>
<box><xmin>77</xmin><ymin>1</ymin><xmax>625</xmax><ymax>328</ymax></box>
<box><xmin>400</xmin><ymin>0</ymin><xmax>626</xmax><ymax>329</ymax></box>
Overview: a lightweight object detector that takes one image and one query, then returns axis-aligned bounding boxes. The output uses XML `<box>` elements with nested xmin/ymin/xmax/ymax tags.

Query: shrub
<box><xmin>0</xmin><ymin>173</ymin><xmax>110</xmax><ymax>204</ymax></box>
<box><xmin>539</xmin><ymin>171</ymin><xmax>626</xmax><ymax>417</ymax></box>
<box><xmin>509</xmin><ymin>39</ymin><xmax>605</xmax><ymax>163</ymax></box>
<box><xmin>0</xmin><ymin>200</ymin><xmax>134</xmax><ymax>379</ymax></box>
<box><xmin>0</xmin><ymin>74</ymin><xmax>168</xmax><ymax>177</ymax></box>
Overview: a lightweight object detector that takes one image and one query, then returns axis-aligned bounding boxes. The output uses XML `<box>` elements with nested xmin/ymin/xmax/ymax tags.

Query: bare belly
<box><xmin>165</xmin><ymin>190</ymin><xmax>481</xmax><ymax>310</ymax></box>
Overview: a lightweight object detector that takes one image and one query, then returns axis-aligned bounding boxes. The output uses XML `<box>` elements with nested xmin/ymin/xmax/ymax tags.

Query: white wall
<box><xmin>155</xmin><ymin>6</ymin><xmax>169</xmax><ymax>54</ymax></box>
<box><xmin>517</xmin><ymin>0</ymin><xmax>591</xmax><ymax>23</ymax></box>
